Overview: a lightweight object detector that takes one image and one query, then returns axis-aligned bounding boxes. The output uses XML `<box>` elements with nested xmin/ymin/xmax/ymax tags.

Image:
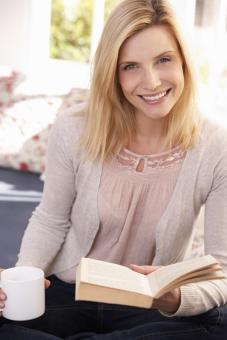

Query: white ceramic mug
<box><xmin>0</xmin><ymin>266</ymin><xmax>45</xmax><ymax>321</ymax></box>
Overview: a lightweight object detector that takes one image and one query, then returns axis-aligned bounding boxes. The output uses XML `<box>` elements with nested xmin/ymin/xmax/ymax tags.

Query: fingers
<box><xmin>0</xmin><ymin>291</ymin><xmax>6</xmax><ymax>316</ymax></box>
<box><xmin>45</xmin><ymin>279</ymin><xmax>51</xmax><ymax>289</ymax></box>
<box><xmin>151</xmin><ymin>288</ymin><xmax>181</xmax><ymax>313</ymax></box>
<box><xmin>1</xmin><ymin>267</ymin><xmax>6</xmax><ymax>316</ymax></box>
<box><xmin>0</xmin><ymin>292</ymin><xmax>6</xmax><ymax>301</ymax></box>
<box><xmin>130</xmin><ymin>264</ymin><xmax>160</xmax><ymax>275</ymax></box>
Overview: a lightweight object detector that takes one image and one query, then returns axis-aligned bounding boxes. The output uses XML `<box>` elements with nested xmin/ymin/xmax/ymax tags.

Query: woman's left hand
<box><xmin>130</xmin><ymin>264</ymin><xmax>181</xmax><ymax>314</ymax></box>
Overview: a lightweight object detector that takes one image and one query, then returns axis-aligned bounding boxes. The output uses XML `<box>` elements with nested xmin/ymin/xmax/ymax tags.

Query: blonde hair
<box><xmin>79</xmin><ymin>0</ymin><xmax>200</xmax><ymax>161</ymax></box>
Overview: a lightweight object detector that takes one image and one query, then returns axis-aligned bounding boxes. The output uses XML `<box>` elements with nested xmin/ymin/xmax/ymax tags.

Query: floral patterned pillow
<box><xmin>0</xmin><ymin>95</ymin><xmax>62</xmax><ymax>173</ymax></box>
<box><xmin>0</xmin><ymin>85</ymin><xmax>87</xmax><ymax>174</ymax></box>
<box><xmin>0</xmin><ymin>67</ymin><xmax>25</xmax><ymax>108</ymax></box>
<box><xmin>57</xmin><ymin>87</ymin><xmax>88</xmax><ymax>112</ymax></box>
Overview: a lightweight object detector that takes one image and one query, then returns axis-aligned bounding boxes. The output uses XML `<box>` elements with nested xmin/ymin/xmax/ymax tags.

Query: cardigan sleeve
<box><xmin>162</xmin><ymin>129</ymin><xmax>227</xmax><ymax>317</ymax></box>
<box><xmin>16</xmin><ymin>113</ymin><xmax>83</xmax><ymax>272</ymax></box>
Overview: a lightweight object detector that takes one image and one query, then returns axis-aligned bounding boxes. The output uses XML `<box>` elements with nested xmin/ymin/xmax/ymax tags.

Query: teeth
<box><xmin>142</xmin><ymin>91</ymin><xmax>167</xmax><ymax>101</ymax></box>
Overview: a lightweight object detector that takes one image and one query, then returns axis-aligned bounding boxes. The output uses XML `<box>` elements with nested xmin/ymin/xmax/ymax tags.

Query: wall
<box><xmin>0</xmin><ymin>0</ymin><xmax>51</xmax><ymax>74</ymax></box>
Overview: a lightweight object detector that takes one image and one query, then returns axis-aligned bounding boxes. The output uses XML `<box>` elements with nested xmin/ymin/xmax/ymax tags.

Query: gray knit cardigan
<box><xmin>17</xmin><ymin>107</ymin><xmax>227</xmax><ymax>316</ymax></box>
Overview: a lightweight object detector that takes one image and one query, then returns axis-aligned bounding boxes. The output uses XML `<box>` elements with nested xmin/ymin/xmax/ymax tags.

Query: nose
<box><xmin>142</xmin><ymin>66</ymin><xmax>161</xmax><ymax>91</ymax></box>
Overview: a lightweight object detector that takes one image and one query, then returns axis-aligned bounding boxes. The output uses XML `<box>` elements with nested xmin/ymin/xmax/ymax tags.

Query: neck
<box><xmin>128</xmin><ymin>135</ymin><xmax>168</xmax><ymax>155</ymax></box>
<box><xmin>128</xmin><ymin>116</ymin><xmax>169</xmax><ymax>154</ymax></box>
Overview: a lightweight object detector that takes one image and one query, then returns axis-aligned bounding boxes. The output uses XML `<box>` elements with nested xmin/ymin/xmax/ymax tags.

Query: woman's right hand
<box><xmin>0</xmin><ymin>279</ymin><xmax>51</xmax><ymax>317</ymax></box>
<box><xmin>0</xmin><ymin>289</ymin><xmax>6</xmax><ymax>317</ymax></box>
<box><xmin>0</xmin><ymin>267</ymin><xmax>5</xmax><ymax>317</ymax></box>
<box><xmin>45</xmin><ymin>279</ymin><xmax>51</xmax><ymax>289</ymax></box>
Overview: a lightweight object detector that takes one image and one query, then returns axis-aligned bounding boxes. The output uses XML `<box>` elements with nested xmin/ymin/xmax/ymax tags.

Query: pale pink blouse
<box><xmin>57</xmin><ymin>146</ymin><xmax>186</xmax><ymax>282</ymax></box>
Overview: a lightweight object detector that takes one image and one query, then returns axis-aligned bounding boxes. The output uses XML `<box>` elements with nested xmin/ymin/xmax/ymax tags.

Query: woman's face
<box><xmin>118</xmin><ymin>25</ymin><xmax>184</xmax><ymax>123</ymax></box>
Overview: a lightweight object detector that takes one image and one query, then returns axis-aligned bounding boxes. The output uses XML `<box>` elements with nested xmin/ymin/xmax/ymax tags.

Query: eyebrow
<box><xmin>118</xmin><ymin>50</ymin><xmax>176</xmax><ymax>65</ymax></box>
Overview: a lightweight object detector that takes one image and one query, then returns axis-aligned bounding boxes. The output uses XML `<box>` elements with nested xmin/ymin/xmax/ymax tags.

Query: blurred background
<box><xmin>0</xmin><ymin>0</ymin><xmax>226</xmax><ymax>120</ymax></box>
<box><xmin>0</xmin><ymin>0</ymin><xmax>226</xmax><ymax>267</ymax></box>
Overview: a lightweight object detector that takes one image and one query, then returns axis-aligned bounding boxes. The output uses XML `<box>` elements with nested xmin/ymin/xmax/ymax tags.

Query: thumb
<box><xmin>45</xmin><ymin>279</ymin><xmax>51</xmax><ymax>289</ymax></box>
<box><xmin>129</xmin><ymin>264</ymin><xmax>159</xmax><ymax>275</ymax></box>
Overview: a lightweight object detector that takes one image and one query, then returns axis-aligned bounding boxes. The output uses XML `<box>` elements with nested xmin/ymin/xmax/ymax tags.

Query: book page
<box><xmin>154</xmin><ymin>269</ymin><xmax>225</xmax><ymax>298</ymax></box>
<box><xmin>81</xmin><ymin>258</ymin><xmax>151</xmax><ymax>295</ymax></box>
<box><xmin>147</xmin><ymin>255</ymin><xmax>218</xmax><ymax>296</ymax></box>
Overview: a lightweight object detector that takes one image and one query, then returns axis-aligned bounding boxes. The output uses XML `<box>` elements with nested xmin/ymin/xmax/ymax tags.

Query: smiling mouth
<box><xmin>139</xmin><ymin>89</ymin><xmax>171</xmax><ymax>102</ymax></box>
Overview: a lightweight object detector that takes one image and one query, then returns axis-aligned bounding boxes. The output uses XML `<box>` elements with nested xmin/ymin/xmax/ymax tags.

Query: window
<box><xmin>48</xmin><ymin>0</ymin><xmax>227</xmax><ymax>121</ymax></box>
<box><xmin>171</xmin><ymin>0</ymin><xmax>227</xmax><ymax>123</ymax></box>
<box><xmin>193</xmin><ymin>0</ymin><xmax>227</xmax><ymax>121</ymax></box>
<box><xmin>50</xmin><ymin>0</ymin><xmax>120</xmax><ymax>63</ymax></box>
<box><xmin>195</xmin><ymin>0</ymin><xmax>217</xmax><ymax>27</ymax></box>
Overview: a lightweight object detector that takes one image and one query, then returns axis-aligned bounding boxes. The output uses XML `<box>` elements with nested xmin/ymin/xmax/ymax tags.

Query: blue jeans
<box><xmin>0</xmin><ymin>275</ymin><xmax>227</xmax><ymax>339</ymax></box>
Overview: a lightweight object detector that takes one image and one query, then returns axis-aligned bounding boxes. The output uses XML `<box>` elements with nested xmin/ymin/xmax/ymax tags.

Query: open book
<box><xmin>75</xmin><ymin>255</ymin><xmax>225</xmax><ymax>308</ymax></box>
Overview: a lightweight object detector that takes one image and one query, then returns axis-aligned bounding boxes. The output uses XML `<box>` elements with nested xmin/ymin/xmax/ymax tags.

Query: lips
<box><xmin>139</xmin><ymin>89</ymin><xmax>171</xmax><ymax>103</ymax></box>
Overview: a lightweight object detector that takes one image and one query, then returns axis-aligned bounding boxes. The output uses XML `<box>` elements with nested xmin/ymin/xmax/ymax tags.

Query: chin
<box><xmin>138</xmin><ymin>106</ymin><xmax>172</xmax><ymax>120</ymax></box>
<box><xmin>144</xmin><ymin>113</ymin><xmax>169</xmax><ymax>120</ymax></box>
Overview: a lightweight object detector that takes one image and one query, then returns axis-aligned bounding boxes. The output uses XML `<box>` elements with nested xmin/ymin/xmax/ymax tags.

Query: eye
<box><xmin>123</xmin><ymin>63</ymin><xmax>138</xmax><ymax>71</ymax></box>
<box><xmin>158</xmin><ymin>57</ymin><xmax>171</xmax><ymax>64</ymax></box>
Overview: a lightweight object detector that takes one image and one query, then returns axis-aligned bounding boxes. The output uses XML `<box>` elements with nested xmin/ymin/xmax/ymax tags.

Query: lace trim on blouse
<box><xmin>114</xmin><ymin>145</ymin><xmax>186</xmax><ymax>172</ymax></box>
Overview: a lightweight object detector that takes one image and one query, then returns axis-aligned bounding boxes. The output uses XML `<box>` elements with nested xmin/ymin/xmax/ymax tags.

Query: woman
<box><xmin>1</xmin><ymin>0</ymin><xmax>227</xmax><ymax>339</ymax></box>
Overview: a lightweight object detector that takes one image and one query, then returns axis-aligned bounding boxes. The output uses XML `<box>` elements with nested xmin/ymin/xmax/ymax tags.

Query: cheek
<box><xmin>167</xmin><ymin>67</ymin><xmax>184</xmax><ymax>94</ymax></box>
<box><xmin>119</xmin><ymin>72</ymin><xmax>138</xmax><ymax>95</ymax></box>
<box><xmin>119</xmin><ymin>75</ymin><xmax>130</xmax><ymax>94</ymax></box>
